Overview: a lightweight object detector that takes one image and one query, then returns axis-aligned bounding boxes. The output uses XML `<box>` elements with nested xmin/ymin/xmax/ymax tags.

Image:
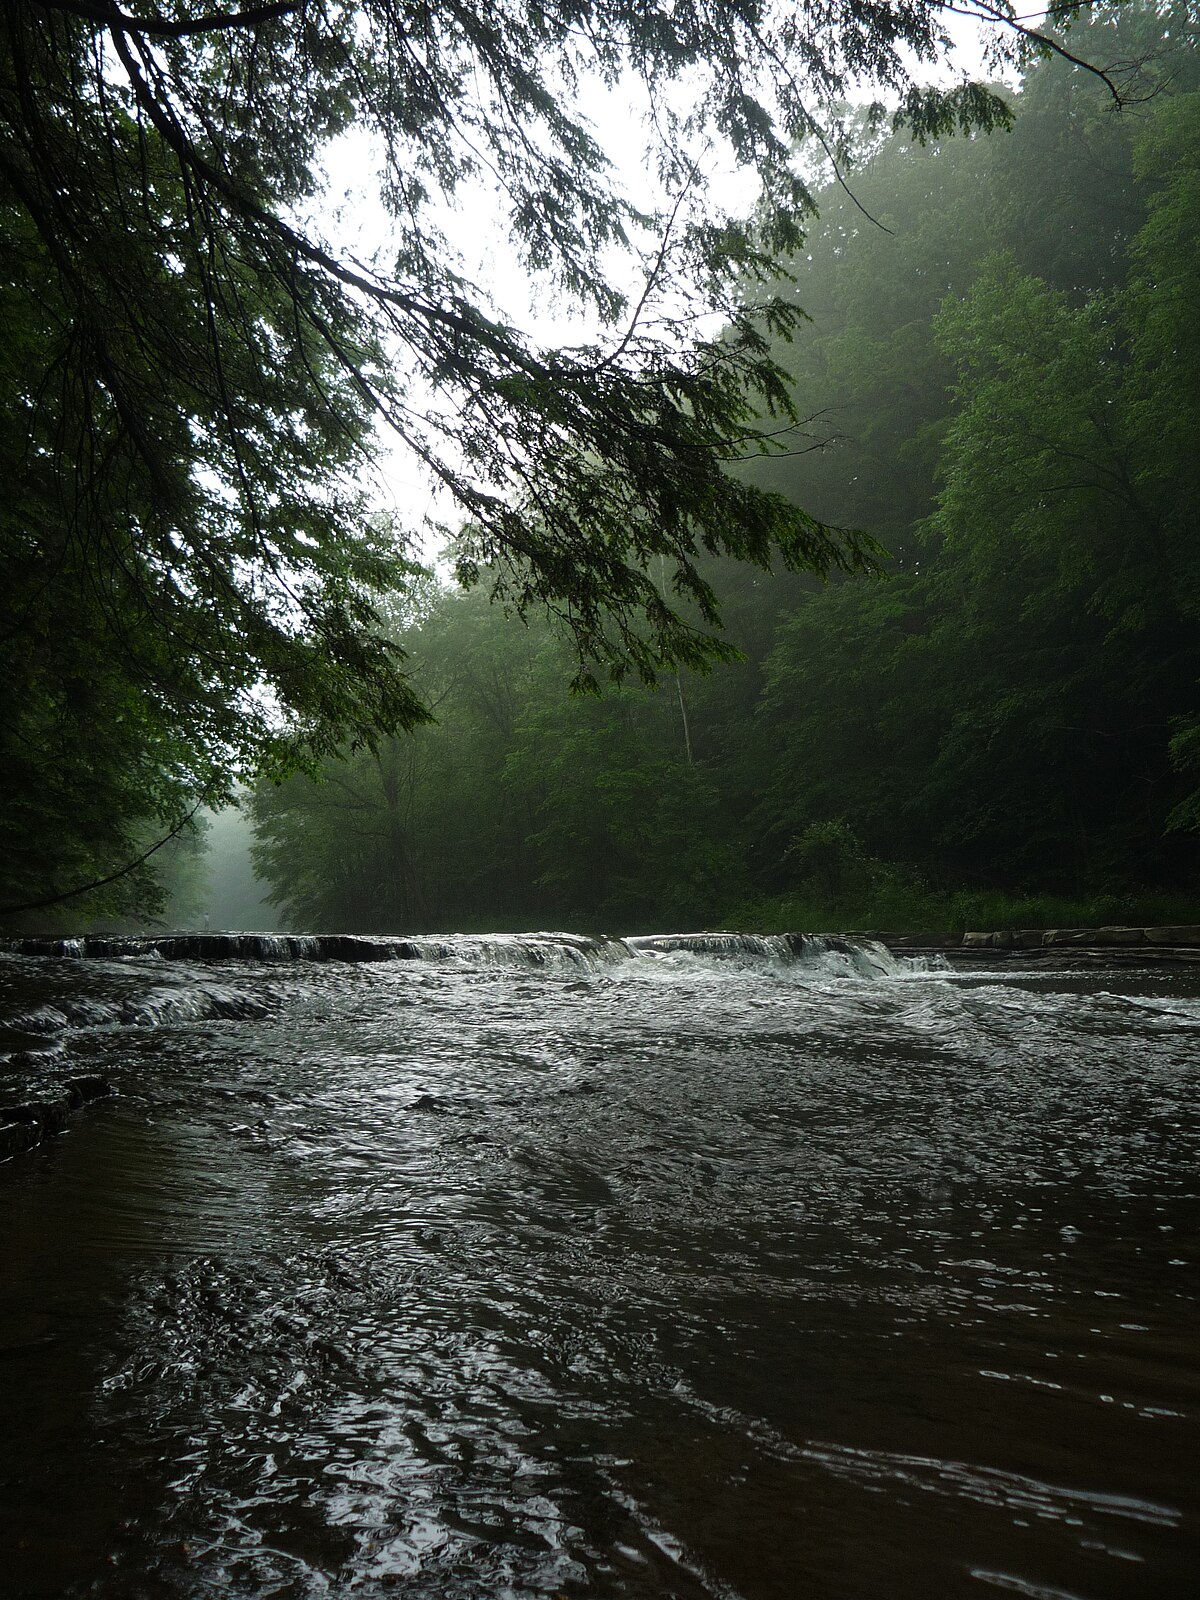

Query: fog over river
<box><xmin>0</xmin><ymin>934</ymin><xmax>1196</xmax><ymax>1599</ymax></box>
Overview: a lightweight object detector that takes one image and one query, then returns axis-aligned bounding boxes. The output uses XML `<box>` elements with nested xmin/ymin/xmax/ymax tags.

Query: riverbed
<box><xmin>1</xmin><ymin>934</ymin><xmax>1196</xmax><ymax>1598</ymax></box>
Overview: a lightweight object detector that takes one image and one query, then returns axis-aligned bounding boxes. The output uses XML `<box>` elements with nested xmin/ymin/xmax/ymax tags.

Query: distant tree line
<box><xmin>9</xmin><ymin>0</ymin><xmax>1016</xmax><ymax>922</ymax></box>
<box><xmin>252</xmin><ymin>4</ymin><xmax>1200</xmax><ymax>933</ymax></box>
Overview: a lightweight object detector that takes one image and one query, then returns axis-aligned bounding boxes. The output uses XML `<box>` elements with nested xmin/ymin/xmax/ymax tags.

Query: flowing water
<box><xmin>0</xmin><ymin>933</ymin><xmax>1196</xmax><ymax>1600</ymax></box>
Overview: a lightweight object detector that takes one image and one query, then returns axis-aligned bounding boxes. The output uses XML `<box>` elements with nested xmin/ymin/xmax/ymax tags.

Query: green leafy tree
<box><xmin>251</xmin><ymin>586</ymin><xmax>558</xmax><ymax>929</ymax></box>
<box><xmin>1121</xmin><ymin>92</ymin><xmax>1200</xmax><ymax>831</ymax></box>
<box><xmin>2</xmin><ymin>0</ymin><xmax>1108</xmax><ymax>918</ymax></box>
<box><xmin>252</xmin><ymin>583</ymin><xmax>738</xmax><ymax>932</ymax></box>
<box><xmin>920</xmin><ymin>182</ymin><xmax>1199</xmax><ymax>881</ymax></box>
<box><xmin>503</xmin><ymin>687</ymin><xmax>738</xmax><ymax>929</ymax></box>
<box><xmin>732</xmin><ymin>7</ymin><xmax>1200</xmax><ymax>904</ymax></box>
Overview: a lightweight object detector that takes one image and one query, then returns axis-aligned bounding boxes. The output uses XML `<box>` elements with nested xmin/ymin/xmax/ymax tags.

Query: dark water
<box><xmin>0</xmin><ymin>936</ymin><xmax>1197</xmax><ymax>1599</ymax></box>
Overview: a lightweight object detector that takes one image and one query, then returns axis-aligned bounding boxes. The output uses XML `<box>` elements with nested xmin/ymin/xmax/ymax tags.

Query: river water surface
<box><xmin>0</xmin><ymin>934</ymin><xmax>1196</xmax><ymax>1599</ymax></box>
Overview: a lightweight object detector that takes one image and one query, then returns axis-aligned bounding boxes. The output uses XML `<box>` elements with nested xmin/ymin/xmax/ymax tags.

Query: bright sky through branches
<box><xmin>313</xmin><ymin>5</ymin><xmax>1009</xmax><ymax>551</ymax></box>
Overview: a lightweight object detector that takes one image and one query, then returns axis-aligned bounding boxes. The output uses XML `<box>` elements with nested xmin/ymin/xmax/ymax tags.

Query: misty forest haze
<box><xmin>1</xmin><ymin>2</ymin><xmax>1197</xmax><ymax>933</ymax></box>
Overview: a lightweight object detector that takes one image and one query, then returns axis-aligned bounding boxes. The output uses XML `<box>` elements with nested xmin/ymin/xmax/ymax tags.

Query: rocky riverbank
<box><xmin>0</xmin><ymin>1074</ymin><xmax>112</xmax><ymax>1159</ymax></box>
<box><xmin>875</xmin><ymin>925</ymin><xmax>1200</xmax><ymax>961</ymax></box>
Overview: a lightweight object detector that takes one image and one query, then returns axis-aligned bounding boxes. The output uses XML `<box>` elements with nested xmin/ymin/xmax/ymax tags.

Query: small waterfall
<box><xmin>789</xmin><ymin>933</ymin><xmax>904</xmax><ymax>977</ymax></box>
<box><xmin>1</xmin><ymin>932</ymin><xmax>345</xmax><ymax>962</ymax></box>
<box><xmin>401</xmin><ymin>933</ymin><xmax>630</xmax><ymax>968</ymax></box>
<box><xmin>97</xmin><ymin>933</ymin><xmax>333</xmax><ymax>962</ymax></box>
<box><xmin>2</xmin><ymin>928</ymin><xmax>907</xmax><ymax>976</ymax></box>
<box><xmin>626</xmin><ymin>931</ymin><xmax>795</xmax><ymax>961</ymax></box>
<box><xmin>624</xmin><ymin>931</ymin><xmax>901</xmax><ymax>976</ymax></box>
<box><xmin>0</xmin><ymin>930</ymin><xmax>629</xmax><ymax>969</ymax></box>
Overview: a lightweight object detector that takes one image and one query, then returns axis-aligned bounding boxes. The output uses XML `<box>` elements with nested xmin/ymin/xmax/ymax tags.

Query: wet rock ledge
<box><xmin>877</xmin><ymin>926</ymin><xmax>1200</xmax><ymax>962</ymax></box>
<box><xmin>0</xmin><ymin>1075</ymin><xmax>112</xmax><ymax>1160</ymax></box>
<box><xmin>0</xmin><ymin>933</ymin><xmax>418</xmax><ymax>962</ymax></box>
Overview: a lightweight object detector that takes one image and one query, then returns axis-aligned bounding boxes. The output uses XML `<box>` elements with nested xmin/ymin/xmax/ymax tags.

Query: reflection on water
<box><xmin>0</xmin><ymin>940</ymin><xmax>1197</xmax><ymax>1598</ymax></box>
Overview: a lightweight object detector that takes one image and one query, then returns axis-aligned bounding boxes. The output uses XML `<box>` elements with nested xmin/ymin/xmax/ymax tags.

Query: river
<box><xmin>0</xmin><ymin>933</ymin><xmax>1196</xmax><ymax>1599</ymax></box>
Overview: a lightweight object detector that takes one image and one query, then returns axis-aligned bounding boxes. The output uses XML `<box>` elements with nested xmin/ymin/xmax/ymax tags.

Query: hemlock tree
<box><xmin>0</xmin><ymin>0</ymin><xmax>1119</xmax><ymax>916</ymax></box>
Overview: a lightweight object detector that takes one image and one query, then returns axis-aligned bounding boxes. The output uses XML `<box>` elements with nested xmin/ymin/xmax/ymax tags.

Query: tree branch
<box><xmin>939</xmin><ymin>1</ymin><xmax>1128</xmax><ymax>107</ymax></box>
<box><xmin>0</xmin><ymin>802</ymin><xmax>205</xmax><ymax>917</ymax></box>
<box><xmin>31</xmin><ymin>1</ymin><xmax>301</xmax><ymax>40</ymax></box>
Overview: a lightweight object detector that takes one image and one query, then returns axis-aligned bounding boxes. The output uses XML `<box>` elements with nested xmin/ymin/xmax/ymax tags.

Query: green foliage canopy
<box><xmin>1</xmin><ymin>0</ymin><xmax>1104</xmax><ymax>917</ymax></box>
<box><xmin>250</xmin><ymin>5</ymin><xmax>1200</xmax><ymax>932</ymax></box>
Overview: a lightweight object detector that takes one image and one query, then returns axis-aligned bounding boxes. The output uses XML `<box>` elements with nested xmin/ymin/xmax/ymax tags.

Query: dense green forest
<box><xmin>8</xmin><ymin>0</ymin><xmax>990</xmax><ymax>924</ymax></box>
<box><xmin>3</xmin><ymin>3</ymin><xmax>1196</xmax><ymax>934</ymax></box>
<box><xmin>252</xmin><ymin>4</ymin><xmax>1200</xmax><ymax>935</ymax></box>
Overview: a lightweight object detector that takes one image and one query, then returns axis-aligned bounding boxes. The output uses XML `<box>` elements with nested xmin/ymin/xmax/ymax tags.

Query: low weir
<box><xmin>1</xmin><ymin>928</ymin><xmax>888</xmax><ymax>967</ymax></box>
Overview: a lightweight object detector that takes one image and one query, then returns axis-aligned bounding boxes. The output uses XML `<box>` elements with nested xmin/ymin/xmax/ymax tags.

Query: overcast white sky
<box><xmin>314</xmin><ymin>8</ymin><xmax>1012</xmax><ymax>551</ymax></box>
